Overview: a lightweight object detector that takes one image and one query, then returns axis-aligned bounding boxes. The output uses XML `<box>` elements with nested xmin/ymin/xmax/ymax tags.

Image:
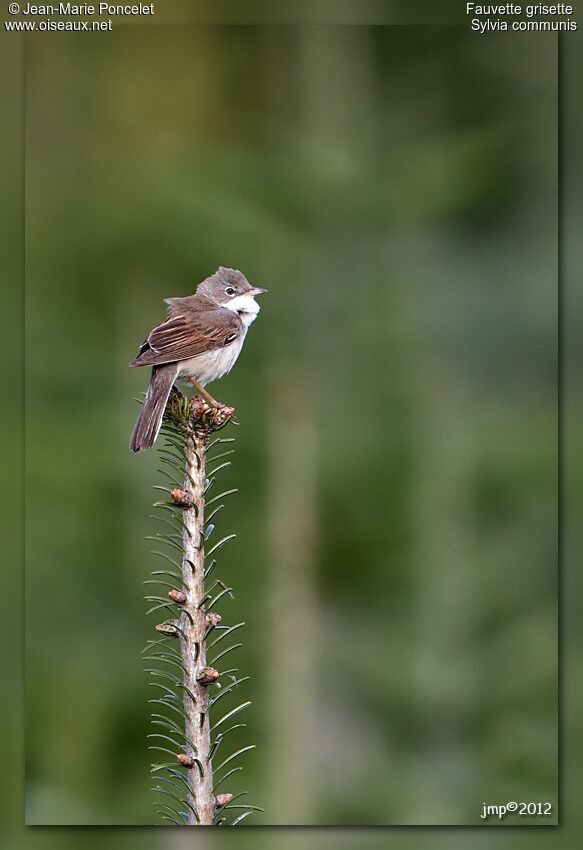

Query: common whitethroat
<box><xmin>129</xmin><ymin>266</ymin><xmax>266</xmax><ymax>452</ymax></box>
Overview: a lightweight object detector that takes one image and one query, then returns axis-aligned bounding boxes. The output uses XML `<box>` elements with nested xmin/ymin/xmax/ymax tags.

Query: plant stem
<box><xmin>180</xmin><ymin>428</ymin><xmax>214</xmax><ymax>824</ymax></box>
<box><xmin>147</xmin><ymin>391</ymin><xmax>242</xmax><ymax>825</ymax></box>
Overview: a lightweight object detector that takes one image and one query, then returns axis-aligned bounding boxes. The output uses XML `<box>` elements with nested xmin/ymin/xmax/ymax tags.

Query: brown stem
<box><xmin>180</xmin><ymin>428</ymin><xmax>215</xmax><ymax>824</ymax></box>
<box><xmin>163</xmin><ymin>394</ymin><xmax>236</xmax><ymax>825</ymax></box>
<box><xmin>156</xmin><ymin>392</ymin><xmax>236</xmax><ymax>825</ymax></box>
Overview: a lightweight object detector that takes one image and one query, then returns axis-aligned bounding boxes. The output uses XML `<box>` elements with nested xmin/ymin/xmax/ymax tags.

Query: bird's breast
<box><xmin>177</xmin><ymin>333</ymin><xmax>247</xmax><ymax>387</ymax></box>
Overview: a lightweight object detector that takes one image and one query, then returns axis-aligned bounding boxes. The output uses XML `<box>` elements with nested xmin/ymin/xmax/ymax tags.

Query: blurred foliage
<box><xmin>25</xmin><ymin>22</ymin><xmax>557</xmax><ymax>825</ymax></box>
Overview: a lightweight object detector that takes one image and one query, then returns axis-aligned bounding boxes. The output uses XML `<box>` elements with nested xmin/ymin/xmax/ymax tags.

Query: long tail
<box><xmin>130</xmin><ymin>364</ymin><xmax>179</xmax><ymax>452</ymax></box>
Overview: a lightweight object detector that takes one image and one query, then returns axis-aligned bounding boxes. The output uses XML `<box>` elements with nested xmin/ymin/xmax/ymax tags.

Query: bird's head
<box><xmin>197</xmin><ymin>267</ymin><xmax>267</xmax><ymax>323</ymax></box>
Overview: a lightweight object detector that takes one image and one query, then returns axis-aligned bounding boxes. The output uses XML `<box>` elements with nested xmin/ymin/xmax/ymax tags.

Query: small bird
<box><xmin>129</xmin><ymin>266</ymin><xmax>266</xmax><ymax>452</ymax></box>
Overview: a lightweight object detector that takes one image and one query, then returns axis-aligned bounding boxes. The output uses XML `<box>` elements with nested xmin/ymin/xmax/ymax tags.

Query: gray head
<box><xmin>197</xmin><ymin>266</ymin><xmax>267</xmax><ymax>321</ymax></box>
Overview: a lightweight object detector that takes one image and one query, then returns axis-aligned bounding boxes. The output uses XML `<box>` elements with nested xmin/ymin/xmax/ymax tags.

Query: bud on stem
<box><xmin>205</xmin><ymin>612</ymin><xmax>222</xmax><ymax>626</ymax></box>
<box><xmin>170</xmin><ymin>487</ymin><xmax>195</xmax><ymax>508</ymax></box>
<box><xmin>196</xmin><ymin>666</ymin><xmax>220</xmax><ymax>685</ymax></box>
<box><xmin>214</xmin><ymin>792</ymin><xmax>234</xmax><ymax>808</ymax></box>
<box><xmin>168</xmin><ymin>589</ymin><xmax>187</xmax><ymax>604</ymax></box>
<box><xmin>154</xmin><ymin>621</ymin><xmax>179</xmax><ymax>637</ymax></box>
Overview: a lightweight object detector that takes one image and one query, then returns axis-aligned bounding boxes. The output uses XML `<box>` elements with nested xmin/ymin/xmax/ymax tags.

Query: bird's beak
<box><xmin>250</xmin><ymin>287</ymin><xmax>268</xmax><ymax>296</ymax></box>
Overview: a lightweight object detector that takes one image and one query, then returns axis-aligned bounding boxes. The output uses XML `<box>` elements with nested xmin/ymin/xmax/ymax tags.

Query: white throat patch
<box><xmin>224</xmin><ymin>292</ymin><xmax>261</xmax><ymax>326</ymax></box>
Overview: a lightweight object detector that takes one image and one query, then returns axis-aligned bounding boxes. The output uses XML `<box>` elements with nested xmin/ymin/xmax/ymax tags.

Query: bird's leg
<box><xmin>187</xmin><ymin>377</ymin><xmax>221</xmax><ymax>408</ymax></box>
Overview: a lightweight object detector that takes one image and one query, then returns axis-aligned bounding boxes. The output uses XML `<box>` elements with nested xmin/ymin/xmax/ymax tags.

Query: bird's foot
<box><xmin>190</xmin><ymin>395</ymin><xmax>236</xmax><ymax>434</ymax></box>
<box><xmin>187</xmin><ymin>378</ymin><xmax>222</xmax><ymax>408</ymax></box>
<box><xmin>164</xmin><ymin>387</ymin><xmax>235</xmax><ymax>435</ymax></box>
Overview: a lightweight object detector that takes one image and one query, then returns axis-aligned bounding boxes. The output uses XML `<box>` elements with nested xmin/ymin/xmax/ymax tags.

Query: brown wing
<box><xmin>130</xmin><ymin>308</ymin><xmax>242</xmax><ymax>367</ymax></box>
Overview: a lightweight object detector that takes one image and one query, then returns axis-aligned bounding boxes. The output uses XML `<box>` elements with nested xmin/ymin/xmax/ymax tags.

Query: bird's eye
<box><xmin>225</xmin><ymin>286</ymin><xmax>235</xmax><ymax>296</ymax></box>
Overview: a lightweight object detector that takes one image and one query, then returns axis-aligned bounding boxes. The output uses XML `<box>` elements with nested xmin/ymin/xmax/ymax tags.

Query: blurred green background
<box><xmin>25</xmin><ymin>21</ymin><xmax>557</xmax><ymax>825</ymax></box>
